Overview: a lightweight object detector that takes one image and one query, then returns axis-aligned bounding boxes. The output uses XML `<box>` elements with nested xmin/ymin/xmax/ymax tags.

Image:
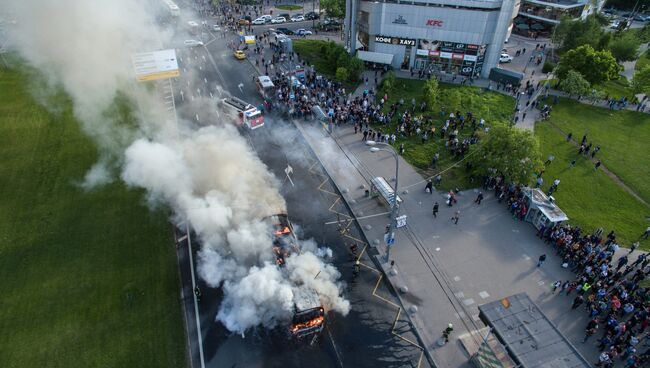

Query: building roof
<box><xmin>357</xmin><ymin>50</ymin><xmax>394</xmax><ymax>65</ymax></box>
<box><xmin>526</xmin><ymin>188</ymin><xmax>569</xmax><ymax>223</ymax></box>
<box><xmin>479</xmin><ymin>293</ymin><xmax>591</xmax><ymax>368</ymax></box>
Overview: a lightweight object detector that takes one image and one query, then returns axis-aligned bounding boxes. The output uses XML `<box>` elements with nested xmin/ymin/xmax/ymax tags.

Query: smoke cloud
<box><xmin>3</xmin><ymin>0</ymin><xmax>348</xmax><ymax>334</ymax></box>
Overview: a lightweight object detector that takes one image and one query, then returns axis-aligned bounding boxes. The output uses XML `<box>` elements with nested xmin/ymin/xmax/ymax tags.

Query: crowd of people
<box><xmin>482</xmin><ymin>180</ymin><xmax>650</xmax><ymax>367</ymax></box>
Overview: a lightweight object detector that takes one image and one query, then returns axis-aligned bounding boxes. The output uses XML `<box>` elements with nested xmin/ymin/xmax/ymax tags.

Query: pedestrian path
<box><xmin>298</xmin><ymin>118</ymin><xmax>648</xmax><ymax>367</ymax></box>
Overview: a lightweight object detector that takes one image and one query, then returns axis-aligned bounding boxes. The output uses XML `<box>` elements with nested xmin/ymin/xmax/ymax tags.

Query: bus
<box><xmin>267</xmin><ymin>214</ymin><xmax>325</xmax><ymax>343</ymax></box>
<box><xmin>162</xmin><ymin>0</ymin><xmax>180</xmax><ymax>17</ymax></box>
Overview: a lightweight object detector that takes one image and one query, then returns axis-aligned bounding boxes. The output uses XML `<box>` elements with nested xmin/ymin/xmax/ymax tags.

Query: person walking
<box><xmin>571</xmin><ymin>294</ymin><xmax>585</xmax><ymax>309</ymax></box>
<box><xmin>432</xmin><ymin>202</ymin><xmax>439</xmax><ymax>218</ymax></box>
<box><xmin>425</xmin><ymin>179</ymin><xmax>433</xmax><ymax>194</ymax></box>
<box><xmin>642</xmin><ymin>226</ymin><xmax>650</xmax><ymax>239</ymax></box>
<box><xmin>474</xmin><ymin>192</ymin><xmax>484</xmax><ymax>205</ymax></box>
<box><xmin>451</xmin><ymin>211</ymin><xmax>460</xmax><ymax>224</ymax></box>
<box><xmin>551</xmin><ymin>280</ymin><xmax>562</xmax><ymax>293</ymax></box>
<box><xmin>583</xmin><ymin>326</ymin><xmax>597</xmax><ymax>343</ymax></box>
<box><xmin>442</xmin><ymin>323</ymin><xmax>454</xmax><ymax>343</ymax></box>
<box><xmin>537</xmin><ymin>254</ymin><xmax>547</xmax><ymax>267</ymax></box>
<box><xmin>594</xmin><ymin>160</ymin><xmax>602</xmax><ymax>171</ymax></box>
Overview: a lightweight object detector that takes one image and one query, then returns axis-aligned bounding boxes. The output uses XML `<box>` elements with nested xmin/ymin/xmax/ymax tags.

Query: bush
<box><xmin>335</xmin><ymin>67</ymin><xmax>349</xmax><ymax>83</ymax></box>
<box><xmin>347</xmin><ymin>57</ymin><xmax>364</xmax><ymax>82</ymax></box>
<box><xmin>380</xmin><ymin>71</ymin><xmax>396</xmax><ymax>94</ymax></box>
<box><xmin>542</xmin><ymin>61</ymin><xmax>556</xmax><ymax>74</ymax></box>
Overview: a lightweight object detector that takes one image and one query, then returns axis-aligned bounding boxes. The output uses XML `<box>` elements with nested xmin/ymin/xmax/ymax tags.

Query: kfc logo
<box><xmin>426</xmin><ymin>19</ymin><xmax>443</xmax><ymax>27</ymax></box>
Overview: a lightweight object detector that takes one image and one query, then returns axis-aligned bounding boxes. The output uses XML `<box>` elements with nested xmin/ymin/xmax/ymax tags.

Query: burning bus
<box><xmin>267</xmin><ymin>214</ymin><xmax>326</xmax><ymax>343</ymax></box>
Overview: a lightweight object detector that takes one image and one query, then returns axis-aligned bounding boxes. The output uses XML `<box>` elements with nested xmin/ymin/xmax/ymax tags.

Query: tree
<box><xmin>347</xmin><ymin>57</ymin><xmax>364</xmax><ymax>82</ymax></box>
<box><xmin>422</xmin><ymin>78</ymin><xmax>439</xmax><ymax>110</ymax></box>
<box><xmin>335</xmin><ymin>67</ymin><xmax>348</xmax><ymax>83</ymax></box>
<box><xmin>320</xmin><ymin>0</ymin><xmax>345</xmax><ymax>18</ymax></box>
<box><xmin>559</xmin><ymin>70</ymin><xmax>591</xmax><ymax>98</ymax></box>
<box><xmin>380</xmin><ymin>71</ymin><xmax>396</xmax><ymax>94</ymax></box>
<box><xmin>553</xmin><ymin>14</ymin><xmax>608</xmax><ymax>52</ymax></box>
<box><xmin>471</xmin><ymin>124</ymin><xmax>542</xmax><ymax>185</ymax></box>
<box><xmin>609</xmin><ymin>32</ymin><xmax>640</xmax><ymax>62</ymax></box>
<box><xmin>632</xmin><ymin>65</ymin><xmax>650</xmax><ymax>95</ymax></box>
<box><xmin>556</xmin><ymin>45</ymin><xmax>621</xmax><ymax>85</ymax></box>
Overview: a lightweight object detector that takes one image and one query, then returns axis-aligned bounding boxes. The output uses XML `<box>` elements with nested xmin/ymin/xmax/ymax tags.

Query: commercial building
<box><xmin>344</xmin><ymin>0</ymin><xmax>520</xmax><ymax>78</ymax></box>
<box><xmin>513</xmin><ymin>0</ymin><xmax>604</xmax><ymax>38</ymax></box>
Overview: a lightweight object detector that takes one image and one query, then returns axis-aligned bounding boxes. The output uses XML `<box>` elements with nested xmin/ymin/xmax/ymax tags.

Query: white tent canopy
<box><xmin>356</xmin><ymin>50</ymin><xmax>393</xmax><ymax>65</ymax></box>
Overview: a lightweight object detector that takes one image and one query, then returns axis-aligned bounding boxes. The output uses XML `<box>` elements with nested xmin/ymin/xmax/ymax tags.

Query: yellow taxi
<box><xmin>233</xmin><ymin>50</ymin><xmax>246</xmax><ymax>60</ymax></box>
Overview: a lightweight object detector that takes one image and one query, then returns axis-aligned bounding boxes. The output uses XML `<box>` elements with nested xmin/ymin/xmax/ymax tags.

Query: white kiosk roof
<box><xmin>257</xmin><ymin>75</ymin><xmax>274</xmax><ymax>88</ymax></box>
<box><xmin>527</xmin><ymin>188</ymin><xmax>569</xmax><ymax>223</ymax></box>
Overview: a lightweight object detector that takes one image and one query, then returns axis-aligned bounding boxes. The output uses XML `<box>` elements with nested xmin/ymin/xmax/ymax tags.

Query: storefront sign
<box><xmin>452</xmin><ymin>53</ymin><xmax>464</xmax><ymax>60</ymax></box>
<box><xmin>416</xmin><ymin>49</ymin><xmax>429</xmax><ymax>56</ymax></box>
<box><xmin>374</xmin><ymin>35</ymin><xmax>416</xmax><ymax>47</ymax></box>
<box><xmin>426</xmin><ymin>19</ymin><xmax>443</xmax><ymax>27</ymax></box>
<box><xmin>463</xmin><ymin>54</ymin><xmax>477</xmax><ymax>62</ymax></box>
<box><xmin>440</xmin><ymin>52</ymin><xmax>452</xmax><ymax>59</ymax></box>
<box><xmin>392</xmin><ymin>15</ymin><xmax>407</xmax><ymax>25</ymax></box>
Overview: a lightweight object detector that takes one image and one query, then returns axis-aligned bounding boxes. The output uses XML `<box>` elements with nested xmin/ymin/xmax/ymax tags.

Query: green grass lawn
<box><xmin>595</xmin><ymin>76</ymin><xmax>635</xmax><ymax>101</ymax></box>
<box><xmin>372</xmin><ymin>78</ymin><xmax>514</xmax><ymax>190</ymax></box>
<box><xmin>545</xmin><ymin>98</ymin><xmax>650</xmax><ymax>205</ymax></box>
<box><xmin>635</xmin><ymin>49</ymin><xmax>650</xmax><ymax>71</ymax></box>
<box><xmin>276</xmin><ymin>4</ymin><xmax>302</xmax><ymax>10</ymax></box>
<box><xmin>0</xmin><ymin>67</ymin><xmax>186</xmax><ymax>367</ymax></box>
<box><xmin>535</xmin><ymin>122</ymin><xmax>650</xmax><ymax>249</ymax></box>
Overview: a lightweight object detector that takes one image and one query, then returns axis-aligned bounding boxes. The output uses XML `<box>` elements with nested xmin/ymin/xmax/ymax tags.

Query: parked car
<box><xmin>499</xmin><ymin>53</ymin><xmax>513</xmax><ymax>63</ymax></box>
<box><xmin>276</xmin><ymin>27</ymin><xmax>294</xmax><ymax>35</ymax></box>
<box><xmin>278</xmin><ymin>13</ymin><xmax>291</xmax><ymax>20</ymax></box>
<box><xmin>252</xmin><ymin>17</ymin><xmax>266</xmax><ymax>25</ymax></box>
<box><xmin>234</xmin><ymin>50</ymin><xmax>246</xmax><ymax>60</ymax></box>
<box><xmin>610</xmin><ymin>20</ymin><xmax>621</xmax><ymax>29</ymax></box>
<box><xmin>238</xmin><ymin>18</ymin><xmax>250</xmax><ymax>26</ymax></box>
<box><xmin>291</xmin><ymin>15</ymin><xmax>305</xmax><ymax>22</ymax></box>
<box><xmin>260</xmin><ymin>15</ymin><xmax>273</xmax><ymax>23</ymax></box>
<box><xmin>271</xmin><ymin>16</ymin><xmax>287</xmax><ymax>24</ymax></box>
<box><xmin>305</xmin><ymin>11</ymin><xmax>320</xmax><ymax>20</ymax></box>
<box><xmin>212</xmin><ymin>25</ymin><xmax>221</xmax><ymax>32</ymax></box>
<box><xmin>296</xmin><ymin>28</ymin><xmax>312</xmax><ymax>36</ymax></box>
<box><xmin>634</xmin><ymin>14</ymin><xmax>649</xmax><ymax>22</ymax></box>
<box><xmin>184</xmin><ymin>39</ymin><xmax>204</xmax><ymax>47</ymax></box>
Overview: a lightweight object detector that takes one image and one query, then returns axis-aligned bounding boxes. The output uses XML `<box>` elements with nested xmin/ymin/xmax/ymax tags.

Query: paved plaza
<box><xmin>297</xmin><ymin>121</ymin><xmax>645</xmax><ymax>367</ymax></box>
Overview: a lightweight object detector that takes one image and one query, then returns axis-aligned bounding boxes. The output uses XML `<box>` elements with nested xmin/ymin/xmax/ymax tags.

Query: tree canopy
<box><xmin>553</xmin><ymin>14</ymin><xmax>610</xmax><ymax>53</ymax></box>
<box><xmin>609</xmin><ymin>32</ymin><xmax>641</xmax><ymax>62</ymax></box>
<box><xmin>422</xmin><ymin>78</ymin><xmax>439</xmax><ymax>110</ymax></box>
<box><xmin>632</xmin><ymin>65</ymin><xmax>650</xmax><ymax>95</ymax></box>
<box><xmin>556</xmin><ymin>45</ymin><xmax>621</xmax><ymax>85</ymax></box>
<box><xmin>320</xmin><ymin>0</ymin><xmax>345</xmax><ymax>18</ymax></box>
<box><xmin>559</xmin><ymin>70</ymin><xmax>591</xmax><ymax>98</ymax></box>
<box><xmin>471</xmin><ymin>124</ymin><xmax>542</xmax><ymax>185</ymax></box>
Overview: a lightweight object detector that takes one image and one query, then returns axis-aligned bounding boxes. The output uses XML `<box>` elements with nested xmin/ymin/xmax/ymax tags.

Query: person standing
<box><xmin>474</xmin><ymin>192</ymin><xmax>484</xmax><ymax>205</ymax></box>
<box><xmin>594</xmin><ymin>160</ymin><xmax>602</xmax><ymax>171</ymax></box>
<box><xmin>432</xmin><ymin>202</ymin><xmax>439</xmax><ymax>218</ymax></box>
<box><xmin>537</xmin><ymin>254</ymin><xmax>547</xmax><ymax>267</ymax></box>
<box><xmin>451</xmin><ymin>210</ymin><xmax>460</xmax><ymax>224</ymax></box>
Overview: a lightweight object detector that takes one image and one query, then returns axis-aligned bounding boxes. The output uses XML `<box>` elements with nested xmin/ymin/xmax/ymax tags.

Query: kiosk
<box><xmin>523</xmin><ymin>188</ymin><xmax>568</xmax><ymax>230</ymax></box>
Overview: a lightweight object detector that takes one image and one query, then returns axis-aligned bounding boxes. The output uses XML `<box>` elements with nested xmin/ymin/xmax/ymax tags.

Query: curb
<box><xmin>292</xmin><ymin>120</ymin><xmax>437</xmax><ymax>368</ymax></box>
<box><xmin>245</xmin><ymin>41</ymin><xmax>436</xmax><ymax>367</ymax></box>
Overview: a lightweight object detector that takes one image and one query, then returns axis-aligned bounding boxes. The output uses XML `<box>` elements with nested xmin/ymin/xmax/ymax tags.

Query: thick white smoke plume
<box><xmin>3</xmin><ymin>0</ymin><xmax>348</xmax><ymax>334</ymax></box>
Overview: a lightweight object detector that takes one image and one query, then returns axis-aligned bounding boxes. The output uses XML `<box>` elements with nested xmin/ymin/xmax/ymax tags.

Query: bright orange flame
<box><xmin>274</xmin><ymin>226</ymin><xmax>291</xmax><ymax>236</ymax></box>
<box><xmin>290</xmin><ymin>316</ymin><xmax>325</xmax><ymax>333</ymax></box>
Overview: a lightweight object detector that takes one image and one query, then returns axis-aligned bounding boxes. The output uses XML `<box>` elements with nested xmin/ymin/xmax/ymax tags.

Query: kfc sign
<box><xmin>426</xmin><ymin>19</ymin><xmax>443</xmax><ymax>27</ymax></box>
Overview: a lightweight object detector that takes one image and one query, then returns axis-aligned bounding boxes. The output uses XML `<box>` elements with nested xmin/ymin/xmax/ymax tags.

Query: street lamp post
<box><xmin>368</xmin><ymin>142</ymin><xmax>399</xmax><ymax>263</ymax></box>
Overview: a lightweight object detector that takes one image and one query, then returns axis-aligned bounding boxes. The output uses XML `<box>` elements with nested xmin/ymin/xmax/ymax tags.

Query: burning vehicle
<box><xmin>267</xmin><ymin>214</ymin><xmax>326</xmax><ymax>343</ymax></box>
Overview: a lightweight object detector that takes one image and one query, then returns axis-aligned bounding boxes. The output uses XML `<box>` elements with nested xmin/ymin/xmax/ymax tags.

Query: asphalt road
<box><xmin>165</xmin><ymin>13</ymin><xmax>429</xmax><ymax>368</ymax></box>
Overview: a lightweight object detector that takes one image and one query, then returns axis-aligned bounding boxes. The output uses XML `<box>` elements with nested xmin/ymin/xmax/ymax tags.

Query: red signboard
<box><xmin>452</xmin><ymin>53</ymin><xmax>464</xmax><ymax>60</ymax></box>
<box><xmin>426</xmin><ymin>19</ymin><xmax>443</xmax><ymax>27</ymax></box>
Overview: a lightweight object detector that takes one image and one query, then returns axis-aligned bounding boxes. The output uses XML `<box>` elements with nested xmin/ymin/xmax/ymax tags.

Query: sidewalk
<box><xmin>296</xmin><ymin>120</ymin><xmax>648</xmax><ymax>367</ymax></box>
<box><xmin>240</xmin><ymin>31</ymin><xmax>648</xmax><ymax>367</ymax></box>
